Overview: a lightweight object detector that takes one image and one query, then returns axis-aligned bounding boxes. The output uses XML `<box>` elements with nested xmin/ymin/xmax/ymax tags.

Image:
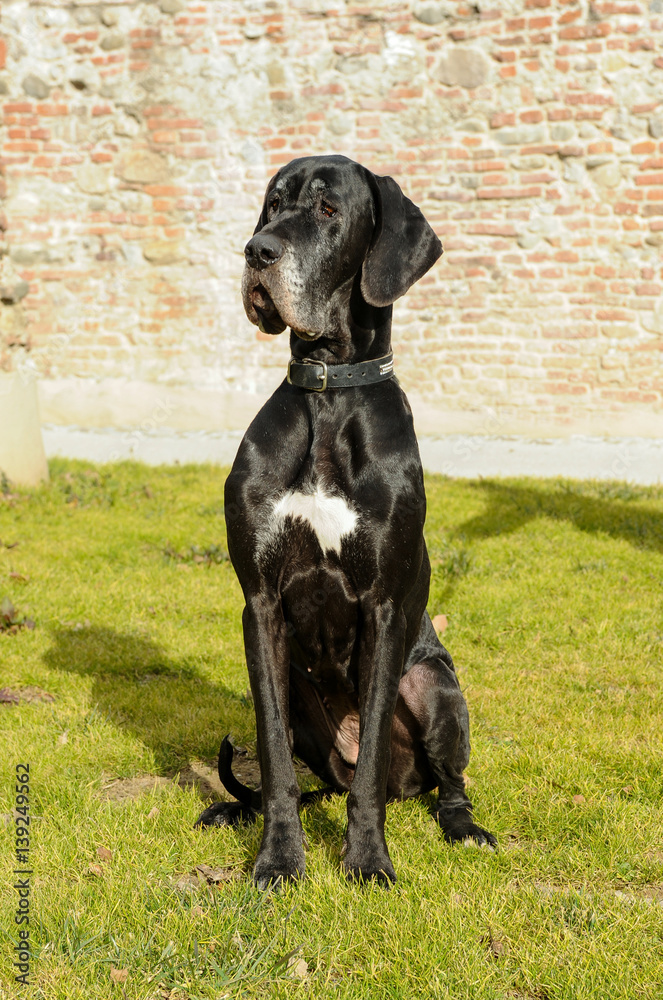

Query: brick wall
<box><xmin>1</xmin><ymin>0</ymin><xmax>662</xmax><ymax>437</ymax></box>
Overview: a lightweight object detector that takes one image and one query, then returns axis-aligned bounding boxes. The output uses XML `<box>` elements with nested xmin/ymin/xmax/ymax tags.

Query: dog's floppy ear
<box><xmin>253</xmin><ymin>176</ymin><xmax>279</xmax><ymax>234</ymax></box>
<box><xmin>253</xmin><ymin>198</ymin><xmax>269</xmax><ymax>235</ymax></box>
<box><xmin>360</xmin><ymin>172</ymin><xmax>443</xmax><ymax>308</ymax></box>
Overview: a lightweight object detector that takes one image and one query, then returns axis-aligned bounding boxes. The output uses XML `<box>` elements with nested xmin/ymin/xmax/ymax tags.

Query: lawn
<box><xmin>1</xmin><ymin>459</ymin><xmax>662</xmax><ymax>1000</ymax></box>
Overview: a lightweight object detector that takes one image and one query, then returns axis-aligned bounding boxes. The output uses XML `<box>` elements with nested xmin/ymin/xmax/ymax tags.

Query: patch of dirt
<box><xmin>98</xmin><ymin>775</ymin><xmax>172</xmax><ymax>801</ymax></box>
<box><xmin>0</xmin><ymin>685</ymin><xmax>54</xmax><ymax>704</ymax></box>
<box><xmin>179</xmin><ymin>749</ymin><xmax>313</xmax><ymax>797</ymax></box>
<box><xmin>614</xmin><ymin>887</ymin><xmax>663</xmax><ymax>907</ymax></box>
<box><xmin>97</xmin><ymin>750</ymin><xmax>315</xmax><ymax>804</ymax></box>
<box><xmin>173</xmin><ymin>864</ymin><xmax>243</xmax><ymax>893</ymax></box>
<box><xmin>176</xmin><ymin>761</ymin><xmax>228</xmax><ymax>799</ymax></box>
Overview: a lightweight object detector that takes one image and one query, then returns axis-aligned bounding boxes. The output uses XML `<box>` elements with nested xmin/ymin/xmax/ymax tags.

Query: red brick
<box><xmin>529</xmin><ymin>15</ymin><xmax>553</xmax><ymax>28</ymax></box>
<box><xmin>559</xmin><ymin>23</ymin><xmax>611</xmax><ymax>39</ymax></box>
<box><xmin>152</xmin><ymin>130</ymin><xmax>178</xmax><ymax>144</ymax></box>
<box><xmin>477</xmin><ymin>186</ymin><xmax>542</xmax><ymax>199</ymax></box>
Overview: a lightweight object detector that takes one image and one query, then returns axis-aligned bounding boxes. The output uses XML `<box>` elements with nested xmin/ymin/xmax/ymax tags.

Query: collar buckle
<box><xmin>287</xmin><ymin>357</ymin><xmax>328</xmax><ymax>391</ymax></box>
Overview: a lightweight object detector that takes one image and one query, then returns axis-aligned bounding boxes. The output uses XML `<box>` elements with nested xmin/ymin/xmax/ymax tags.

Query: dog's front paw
<box><xmin>342</xmin><ymin>837</ymin><xmax>396</xmax><ymax>887</ymax></box>
<box><xmin>433</xmin><ymin>804</ymin><xmax>497</xmax><ymax>849</ymax></box>
<box><xmin>253</xmin><ymin>838</ymin><xmax>306</xmax><ymax>890</ymax></box>
<box><xmin>342</xmin><ymin>858</ymin><xmax>397</xmax><ymax>887</ymax></box>
<box><xmin>194</xmin><ymin>801</ymin><xmax>258</xmax><ymax>829</ymax></box>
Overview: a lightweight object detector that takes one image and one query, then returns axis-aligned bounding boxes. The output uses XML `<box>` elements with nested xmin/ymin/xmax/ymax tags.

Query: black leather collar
<box><xmin>286</xmin><ymin>353</ymin><xmax>394</xmax><ymax>392</ymax></box>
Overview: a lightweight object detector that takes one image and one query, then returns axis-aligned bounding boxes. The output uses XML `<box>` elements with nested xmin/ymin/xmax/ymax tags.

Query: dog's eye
<box><xmin>320</xmin><ymin>201</ymin><xmax>337</xmax><ymax>218</ymax></box>
<box><xmin>269</xmin><ymin>196</ymin><xmax>279</xmax><ymax>213</ymax></box>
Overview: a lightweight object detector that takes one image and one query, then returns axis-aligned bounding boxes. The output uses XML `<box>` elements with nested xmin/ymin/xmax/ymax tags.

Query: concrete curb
<box><xmin>42</xmin><ymin>425</ymin><xmax>663</xmax><ymax>485</ymax></box>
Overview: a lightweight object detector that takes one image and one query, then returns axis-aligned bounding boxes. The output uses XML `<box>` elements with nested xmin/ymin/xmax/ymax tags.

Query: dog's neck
<box><xmin>289</xmin><ymin>275</ymin><xmax>393</xmax><ymax>365</ymax></box>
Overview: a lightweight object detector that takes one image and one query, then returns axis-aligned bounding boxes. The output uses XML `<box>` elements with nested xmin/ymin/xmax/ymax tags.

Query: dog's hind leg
<box><xmin>289</xmin><ymin>666</ymin><xmax>355</xmax><ymax>795</ymax></box>
<box><xmin>400</xmin><ymin>615</ymin><xmax>497</xmax><ymax>848</ymax></box>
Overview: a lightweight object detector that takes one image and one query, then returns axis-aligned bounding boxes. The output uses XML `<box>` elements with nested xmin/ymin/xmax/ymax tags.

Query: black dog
<box><xmin>196</xmin><ymin>155</ymin><xmax>496</xmax><ymax>886</ymax></box>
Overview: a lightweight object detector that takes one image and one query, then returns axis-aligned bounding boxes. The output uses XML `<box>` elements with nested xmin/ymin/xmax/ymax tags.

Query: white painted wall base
<box><xmin>38</xmin><ymin>378</ymin><xmax>663</xmax><ymax>441</ymax></box>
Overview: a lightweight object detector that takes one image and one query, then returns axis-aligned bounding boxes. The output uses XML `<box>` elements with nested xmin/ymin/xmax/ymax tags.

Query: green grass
<box><xmin>1</xmin><ymin>459</ymin><xmax>662</xmax><ymax>999</ymax></box>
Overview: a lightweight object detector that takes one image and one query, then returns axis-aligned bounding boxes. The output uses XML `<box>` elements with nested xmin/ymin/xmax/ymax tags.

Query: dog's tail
<box><xmin>218</xmin><ymin>736</ymin><xmax>262</xmax><ymax>810</ymax></box>
<box><xmin>217</xmin><ymin>736</ymin><xmax>335</xmax><ymax>811</ymax></box>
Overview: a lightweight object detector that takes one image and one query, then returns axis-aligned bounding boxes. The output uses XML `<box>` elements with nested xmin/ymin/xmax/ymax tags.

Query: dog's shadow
<box><xmin>42</xmin><ymin>626</ymin><xmax>343</xmax><ymax>845</ymax></box>
<box><xmin>458</xmin><ymin>480</ymin><xmax>663</xmax><ymax>552</ymax></box>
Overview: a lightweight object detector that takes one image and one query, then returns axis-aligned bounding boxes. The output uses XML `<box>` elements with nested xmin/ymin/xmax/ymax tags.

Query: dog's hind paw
<box><xmin>433</xmin><ymin>804</ymin><xmax>497</xmax><ymax>850</ymax></box>
<box><xmin>193</xmin><ymin>801</ymin><xmax>258</xmax><ymax>829</ymax></box>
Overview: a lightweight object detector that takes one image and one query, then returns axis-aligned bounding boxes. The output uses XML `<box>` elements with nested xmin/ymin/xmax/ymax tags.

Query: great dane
<box><xmin>196</xmin><ymin>154</ymin><xmax>496</xmax><ymax>886</ymax></box>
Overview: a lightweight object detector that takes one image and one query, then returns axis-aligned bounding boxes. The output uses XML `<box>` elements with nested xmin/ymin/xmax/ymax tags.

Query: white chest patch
<box><xmin>273</xmin><ymin>486</ymin><xmax>358</xmax><ymax>555</ymax></box>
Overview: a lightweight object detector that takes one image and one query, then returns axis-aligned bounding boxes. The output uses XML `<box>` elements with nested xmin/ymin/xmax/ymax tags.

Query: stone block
<box><xmin>116</xmin><ymin>150</ymin><xmax>169</xmax><ymax>184</ymax></box>
<box><xmin>457</xmin><ymin>118</ymin><xmax>487</xmax><ymax>133</ymax></box>
<box><xmin>76</xmin><ymin>163</ymin><xmax>111</xmax><ymax>195</ymax></box>
<box><xmin>412</xmin><ymin>2</ymin><xmax>451</xmax><ymax>25</ymax></box>
<box><xmin>9</xmin><ymin>246</ymin><xmax>48</xmax><ymax>268</ymax></box>
<box><xmin>0</xmin><ymin>258</ymin><xmax>29</xmax><ymax>304</ymax></box>
<box><xmin>142</xmin><ymin>241</ymin><xmax>184</xmax><ymax>265</ymax></box>
<box><xmin>642</xmin><ymin>303</ymin><xmax>663</xmax><ymax>334</ymax></box>
<box><xmin>494</xmin><ymin>125</ymin><xmax>546</xmax><ymax>145</ymax></box>
<box><xmin>101</xmin><ymin>8</ymin><xmax>120</xmax><ymax>27</ymax></box>
<box><xmin>592</xmin><ymin>163</ymin><xmax>621</xmax><ymax>188</ymax></box>
<box><xmin>75</xmin><ymin>7</ymin><xmax>99</xmax><ymax>24</ymax></box>
<box><xmin>101</xmin><ymin>32</ymin><xmax>125</xmax><ymax>52</ymax></box>
<box><xmin>22</xmin><ymin>74</ymin><xmax>50</xmax><ymax>100</ymax></box>
<box><xmin>550</xmin><ymin>123</ymin><xmax>575</xmax><ymax>143</ymax></box>
<box><xmin>436</xmin><ymin>48</ymin><xmax>491</xmax><ymax>90</ymax></box>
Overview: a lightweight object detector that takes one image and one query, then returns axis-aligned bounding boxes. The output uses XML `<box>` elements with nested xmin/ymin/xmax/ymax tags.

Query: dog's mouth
<box><xmin>247</xmin><ymin>282</ymin><xmax>287</xmax><ymax>336</ymax></box>
<box><xmin>242</xmin><ymin>265</ymin><xmax>321</xmax><ymax>340</ymax></box>
<box><xmin>292</xmin><ymin>329</ymin><xmax>319</xmax><ymax>341</ymax></box>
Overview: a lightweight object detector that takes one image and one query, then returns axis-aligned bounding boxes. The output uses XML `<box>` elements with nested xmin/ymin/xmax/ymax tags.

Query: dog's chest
<box><xmin>271</xmin><ymin>484</ymin><xmax>358</xmax><ymax>556</ymax></box>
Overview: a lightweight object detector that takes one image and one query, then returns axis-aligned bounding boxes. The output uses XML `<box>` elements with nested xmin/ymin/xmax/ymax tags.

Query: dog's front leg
<box><xmin>343</xmin><ymin>601</ymin><xmax>405</xmax><ymax>886</ymax></box>
<box><xmin>243</xmin><ymin>592</ymin><xmax>304</xmax><ymax>888</ymax></box>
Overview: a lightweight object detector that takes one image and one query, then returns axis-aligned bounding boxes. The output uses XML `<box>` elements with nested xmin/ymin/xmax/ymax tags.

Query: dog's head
<box><xmin>242</xmin><ymin>155</ymin><xmax>442</xmax><ymax>340</ymax></box>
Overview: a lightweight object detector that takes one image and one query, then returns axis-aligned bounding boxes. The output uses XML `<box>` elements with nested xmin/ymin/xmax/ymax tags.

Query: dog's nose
<box><xmin>244</xmin><ymin>234</ymin><xmax>284</xmax><ymax>270</ymax></box>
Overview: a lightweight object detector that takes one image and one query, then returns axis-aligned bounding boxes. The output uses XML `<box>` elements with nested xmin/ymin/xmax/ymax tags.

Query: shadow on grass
<box><xmin>424</xmin><ymin>477</ymin><xmax>663</xmax><ymax>611</ymax></box>
<box><xmin>43</xmin><ymin>625</ymin><xmax>252</xmax><ymax>772</ymax></box>
<box><xmin>455</xmin><ymin>480</ymin><xmax>663</xmax><ymax>553</ymax></box>
<box><xmin>41</xmin><ymin>625</ymin><xmax>340</xmax><ymax>831</ymax></box>
<box><xmin>41</xmin><ymin>625</ymin><xmax>347</xmax><ymax>872</ymax></box>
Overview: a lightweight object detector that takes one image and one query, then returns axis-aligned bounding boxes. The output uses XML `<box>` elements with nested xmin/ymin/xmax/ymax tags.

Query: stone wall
<box><xmin>1</xmin><ymin>0</ymin><xmax>662</xmax><ymax>437</ymax></box>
